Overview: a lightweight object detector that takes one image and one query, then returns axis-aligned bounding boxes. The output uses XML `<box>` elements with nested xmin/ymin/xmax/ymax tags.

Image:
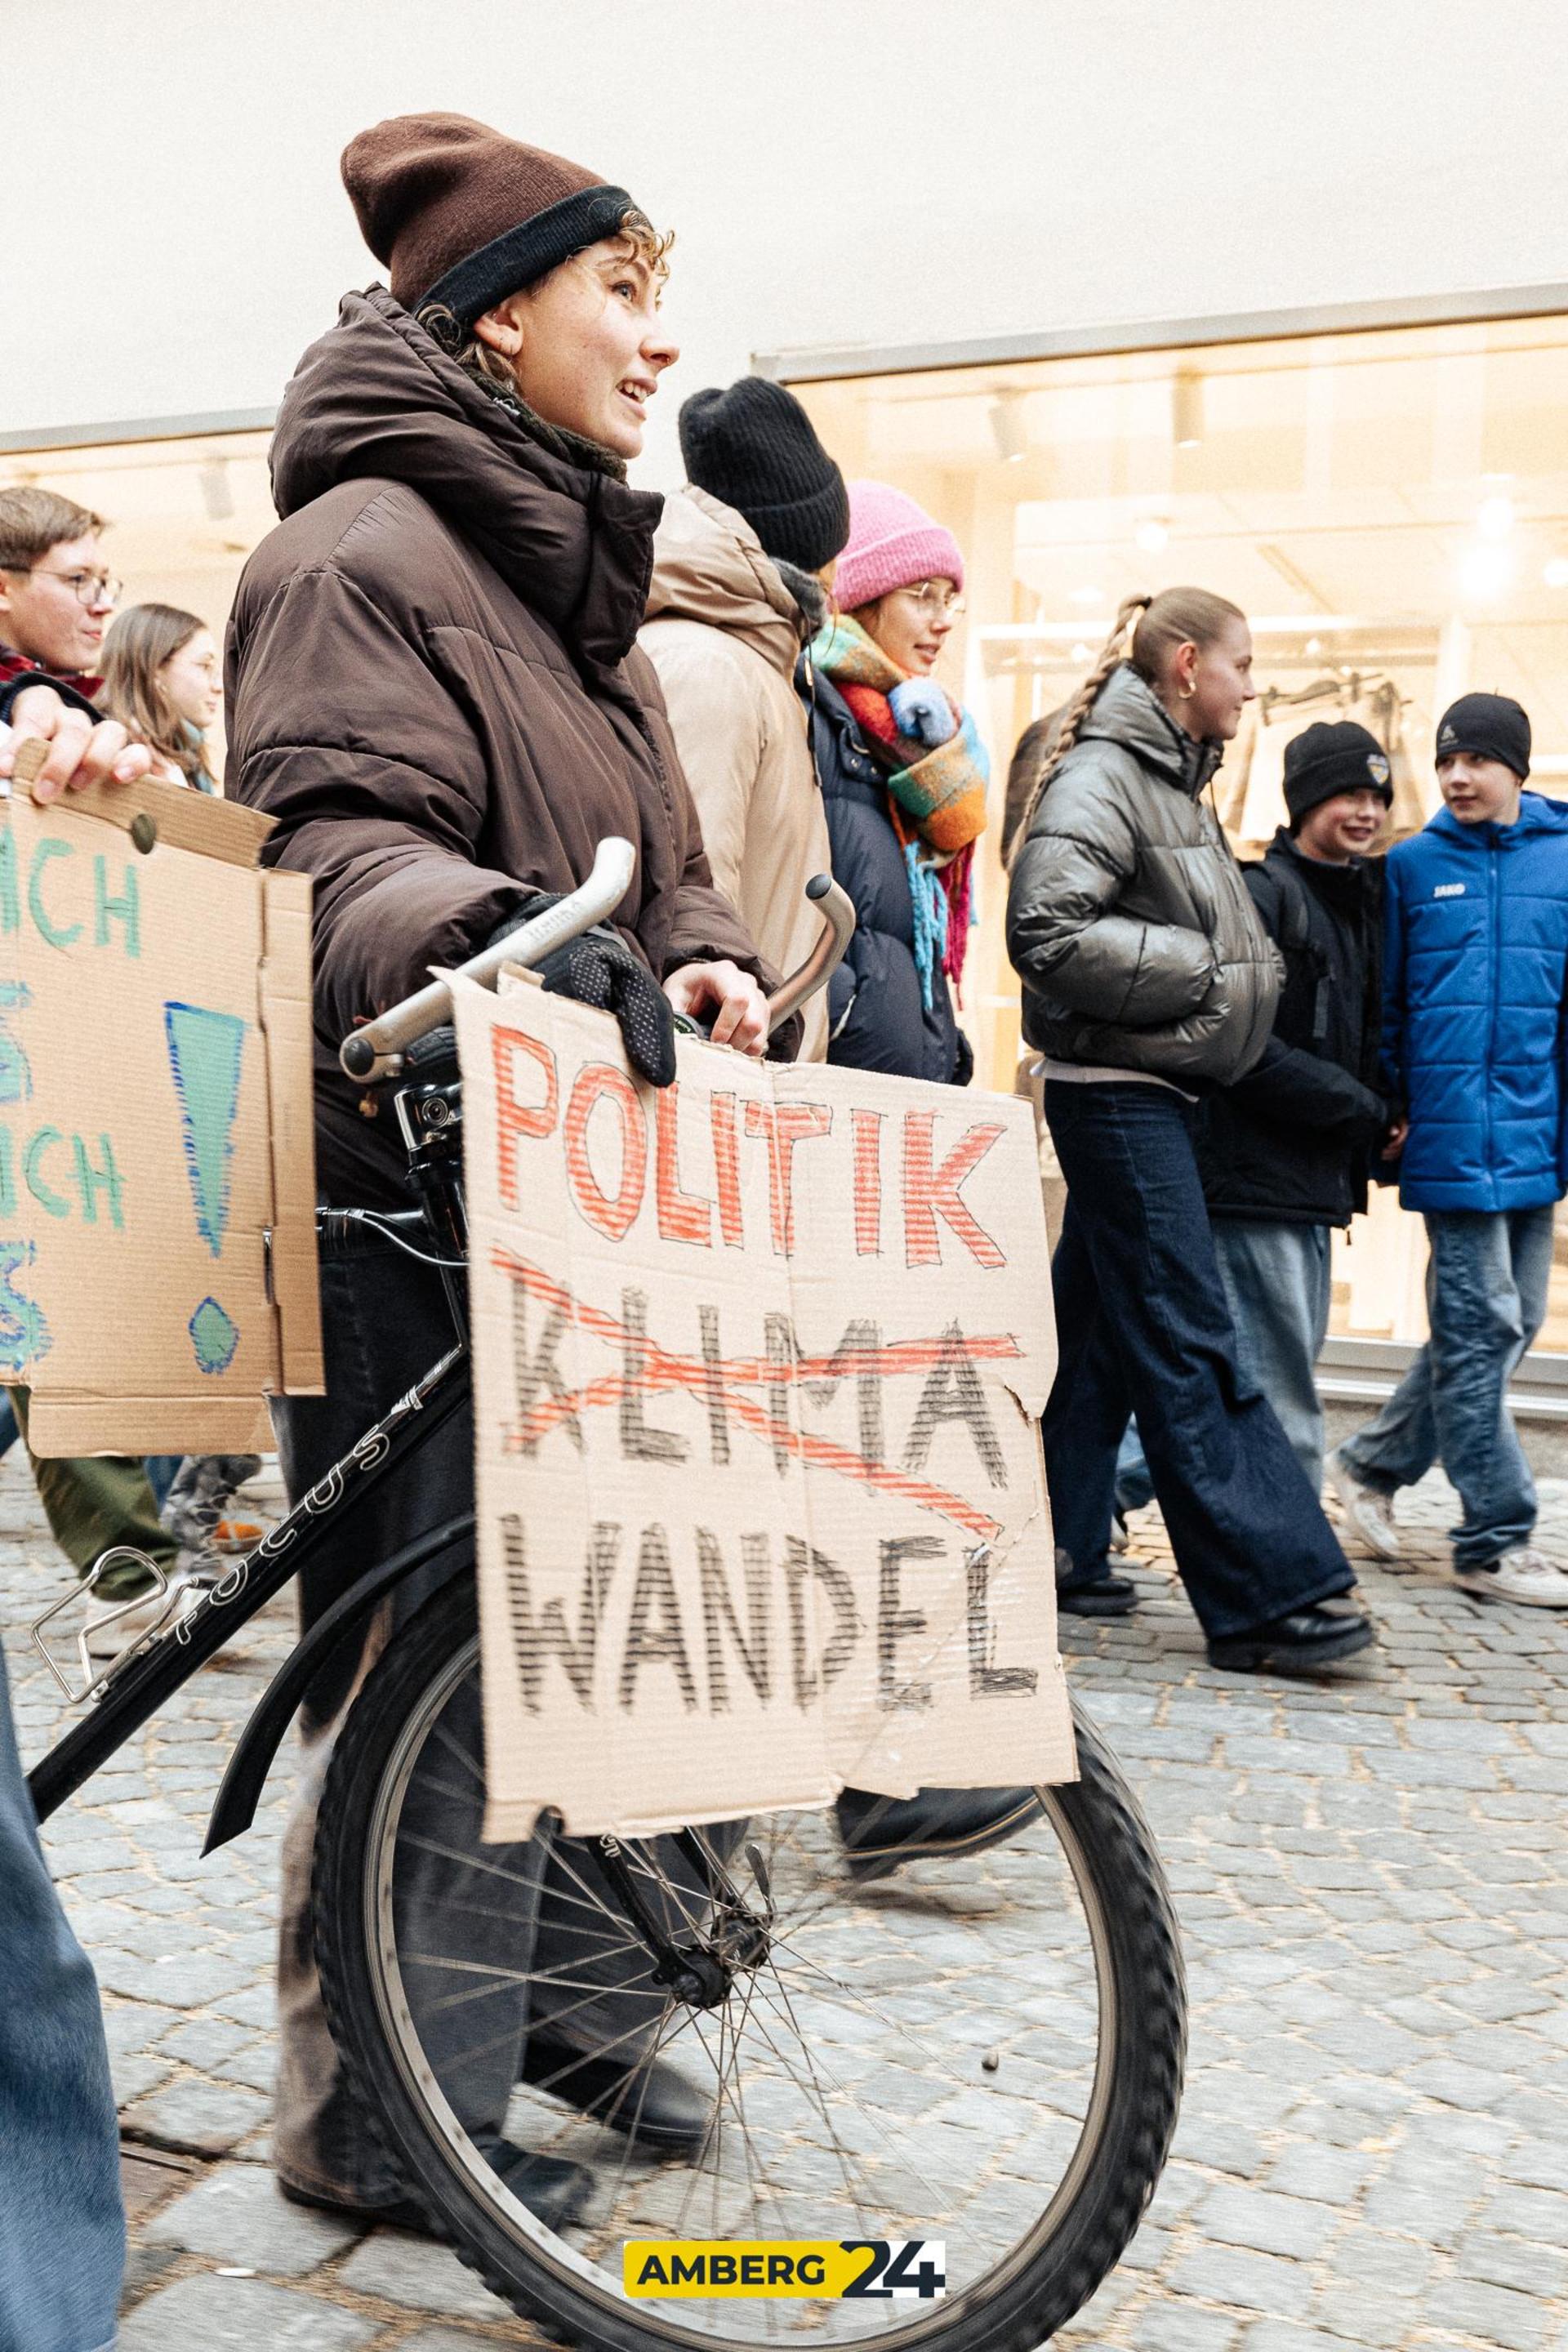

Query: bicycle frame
<box><xmin>29</xmin><ymin>1330</ymin><xmax>471</xmax><ymax>1836</ymax></box>
<box><xmin>27</xmin><ymin>859</ymin><xmax>856</xmax><ymax>1865</ymax></box>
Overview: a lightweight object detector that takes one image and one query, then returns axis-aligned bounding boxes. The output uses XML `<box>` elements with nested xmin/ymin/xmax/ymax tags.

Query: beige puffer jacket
<box><xmin>640</xmin><ymin>488</ymin><xmax>831</xmax><ymax>1060</ymax></box>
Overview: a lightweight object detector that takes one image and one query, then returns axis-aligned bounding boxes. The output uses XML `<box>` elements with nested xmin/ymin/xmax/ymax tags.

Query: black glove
<box><xmin>539</xmin><ymin>929</ymin><xmax>677</xmax><ymax>1086</ymax></box>
<box><xmin>488</xmin><ymin>899</ymin><xmax>677</xmax><ymax>1086</ymax></box>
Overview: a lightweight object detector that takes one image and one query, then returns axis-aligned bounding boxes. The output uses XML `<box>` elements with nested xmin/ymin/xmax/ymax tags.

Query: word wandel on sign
<box><xmin>456</xmin><ymin>973</ymin><xmax>1075</xmax><ymax>1842</ymax></box>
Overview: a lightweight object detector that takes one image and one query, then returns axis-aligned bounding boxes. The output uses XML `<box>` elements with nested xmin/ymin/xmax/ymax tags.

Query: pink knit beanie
<box><xmin>834</xmin><ymin>480</ymin><xmax>964</xmax><ymax>612</ymax></box>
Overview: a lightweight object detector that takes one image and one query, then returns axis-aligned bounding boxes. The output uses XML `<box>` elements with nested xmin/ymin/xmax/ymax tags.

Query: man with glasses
<box><xmin>0</xmin><ymin>488</ymin><xmax>120</xmax><ymax>706</ymax></box>
<box><xmin>0</xmin><ymin>486</ymin><xmax>190</xmax><ymax>1651</ymax></box>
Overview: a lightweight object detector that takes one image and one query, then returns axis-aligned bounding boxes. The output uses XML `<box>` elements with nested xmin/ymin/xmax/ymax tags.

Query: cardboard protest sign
<box><xmin>0</xmin><ymin>761</ymin><xmax>323</xmax><ymax>1454</ymax></box>
<box><xmin>456</xmin><ymin>969</ymin><xmax>1074</xmax><ymax>1842</ymax></box>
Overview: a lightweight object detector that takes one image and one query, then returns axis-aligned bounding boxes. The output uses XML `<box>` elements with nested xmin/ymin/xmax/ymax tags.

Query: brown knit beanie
<box><xmin>341</xmin><ymin>111</ymin><xmax>637</xmax><ymax>326</ymax></box>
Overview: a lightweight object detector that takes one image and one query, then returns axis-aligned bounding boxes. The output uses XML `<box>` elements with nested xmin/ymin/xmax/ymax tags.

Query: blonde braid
<box><xmin>1006</xmin><ymin>594</ymin><xmax>1151</xmax><ymax>867</ymax></box>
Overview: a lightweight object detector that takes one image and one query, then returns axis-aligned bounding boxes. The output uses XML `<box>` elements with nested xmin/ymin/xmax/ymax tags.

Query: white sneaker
<box><xmin>1454</xmin><ymin>1548</ymin><xmax>1568</xmax><ymax>1607</ymax></box>
<box><xmin>1325</xmin><ymin>1449</ymin><xmax>1402</xmax><ymax>1560</ymax></box>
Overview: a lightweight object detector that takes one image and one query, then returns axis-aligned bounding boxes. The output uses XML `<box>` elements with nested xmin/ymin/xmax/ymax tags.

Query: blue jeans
<box><xmin>1212</xmin><ymin>1219</ymin><xmax>1333</xmax><ymax>1496</ymax></box>
<box><xmin>0</xmin><ymin>1640</ymin><xmax>123</xmax><ymax>2350</ymax></box>
<box><xmin>1044</xmin><ymin>1082</ymin><xmax>1353</xmax><ymax>1638</ymax></box>
<box><xmin>1114</xmin><ymin>1418</ymin><xmax>1155</xmax><ymax>1517</ymax></box>
<box><xmin>143</xmin><ymin>1454</ymin><xmax>180</xmax><ymax>1513</ymax></box>
<box><xmin>1339</xmin><ymin>1204</ymin><xmax>1553</xmax><ymax>1567</ymax></box>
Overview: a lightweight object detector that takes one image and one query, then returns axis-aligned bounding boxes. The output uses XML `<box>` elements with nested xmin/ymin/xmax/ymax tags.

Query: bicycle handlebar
<box><xmin>764</xmin><ymin>874</ymin><xmax>855</xmax><ymax>1037</ymax></box>
<box><xmin>340</xmin><ymin>838</ymin><xmax>636</xmax><ymax>1080</ymax></box>
<box><xmin>338</xmin><ymin>844</ymin><xmax>855</xmax><ymax>1082</ymax></box>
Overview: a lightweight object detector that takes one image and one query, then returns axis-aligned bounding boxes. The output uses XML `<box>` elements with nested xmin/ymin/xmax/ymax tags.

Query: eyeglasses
<box><xmin>2</xmin><ymin>564</ymin><xmax>122</xmax><ymax>608</ymax></box>
<box><xmin>894</xmin><ymin>580</ymin><xmax>966</xmax><ymax>619</ymax></box>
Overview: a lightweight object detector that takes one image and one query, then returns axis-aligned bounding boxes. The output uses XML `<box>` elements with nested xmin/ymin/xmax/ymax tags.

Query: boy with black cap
<box><xmin>1329</xmin><ymin>693</ymin><xmax>1568</xmax><ymax>1606</ymax></box>
<box><xmin>1196</xmin><ymin>721</ymin><xmax>1396</xmax><ymax>1499</ymax></box>
<box><xmin>640</xmin><ymin>378</ymin><xmax>850</xmax><ymax>1058</ymax></box>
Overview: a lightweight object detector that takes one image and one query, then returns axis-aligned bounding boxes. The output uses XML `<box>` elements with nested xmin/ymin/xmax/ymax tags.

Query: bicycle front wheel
<box><xmin>314</xmin><ymin>1576</ymin><xmax>1184</xmax><ymax>2352</ymax></box>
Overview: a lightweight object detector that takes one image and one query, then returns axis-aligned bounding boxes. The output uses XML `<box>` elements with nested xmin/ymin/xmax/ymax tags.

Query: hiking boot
<box><xmin>1325</xmin><ymin>1449</ymin><xmax>1402</xmax><ymax>1560</ymax></box>
<box><xmin>1454</xmin><ymin>1548</ymin><xmax>1568</xmax><ymax>1607</ymax></box>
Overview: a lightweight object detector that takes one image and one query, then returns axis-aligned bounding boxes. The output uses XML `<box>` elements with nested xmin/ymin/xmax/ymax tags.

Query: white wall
<box><xmin>10</xmin><ymin>0</ymin><xmax>1568</xmax><ymax>487</ymax></box>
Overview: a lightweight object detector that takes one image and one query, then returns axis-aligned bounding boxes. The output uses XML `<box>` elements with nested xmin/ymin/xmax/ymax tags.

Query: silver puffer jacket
<box><xmin>1006</xmin><ymin>663</ymin><xmax>1279</xmax><ymax>1087</ymax></box>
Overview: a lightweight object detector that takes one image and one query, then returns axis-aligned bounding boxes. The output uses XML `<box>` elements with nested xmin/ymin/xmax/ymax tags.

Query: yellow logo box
<box><xmin>624</xmin><ymin>2241</ymin><xmax>947</xmax><ymax>2300</ymax></box>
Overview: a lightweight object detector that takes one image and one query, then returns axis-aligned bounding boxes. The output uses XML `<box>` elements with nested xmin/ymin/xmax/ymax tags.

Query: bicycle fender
<box><xmin>202</xmin><ymin>1512</ymin><xmax>475</xmax><ymax>1855</ymax></box>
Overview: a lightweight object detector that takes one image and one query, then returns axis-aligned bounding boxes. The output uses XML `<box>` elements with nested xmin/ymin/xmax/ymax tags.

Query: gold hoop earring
<box><xmin>1178</xmin><ymin>679</ymin><xmax>1197</xmax><ymax>699</ymax></box>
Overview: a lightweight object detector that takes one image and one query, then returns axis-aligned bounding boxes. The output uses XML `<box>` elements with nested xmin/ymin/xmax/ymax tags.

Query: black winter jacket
<box><xmin>1197</xmin><ymin>830</ymin><xmax>1388</xmax><ymax>1227</ymax></box>
<box><xmin>1006</xmin><ymin>665</ymin><xmax>1279</xmax><ymax>1088</ymax></box>
<box><xmin>800</xmin><ymin>662</ymin><xmax>965</xmax><ymax>1085</ymax></box>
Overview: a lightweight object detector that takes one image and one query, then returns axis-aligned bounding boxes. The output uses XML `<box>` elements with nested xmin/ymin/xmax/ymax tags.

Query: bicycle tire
<box><xmin>313</xmin><ymin>1574</ymin><xmax>1185</xmax><ymax>2352</ymax></box>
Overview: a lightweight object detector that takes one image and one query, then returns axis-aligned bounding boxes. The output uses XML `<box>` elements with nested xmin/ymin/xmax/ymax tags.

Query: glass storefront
<box><xmin>788</xmin><ymin>312</ymin><xmax>1568</xmax><ymax>1366</ymax></box>
<box><xmin>13</xmin><ymin>312</ymin><xmax>1568</xmax><ymax>1375</ymax></box>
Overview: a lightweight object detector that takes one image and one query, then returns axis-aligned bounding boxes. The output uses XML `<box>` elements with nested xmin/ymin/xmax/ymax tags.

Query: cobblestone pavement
<box><xmin>4</xmin><ymin>1450</ymin><xmax>1566</xmax><ymax>2350</ymax></box>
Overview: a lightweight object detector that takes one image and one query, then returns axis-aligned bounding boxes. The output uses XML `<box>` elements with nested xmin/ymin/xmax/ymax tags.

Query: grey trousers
<box><xmin>270</xmin><ymin>1244</ymin><xmax>676</xmax><ymax>2204</ymax></box>
<box><xmin>1211</xmin><ymin>1218</ymin><xmax>1334</xmax><ymax>1496</ymax></box>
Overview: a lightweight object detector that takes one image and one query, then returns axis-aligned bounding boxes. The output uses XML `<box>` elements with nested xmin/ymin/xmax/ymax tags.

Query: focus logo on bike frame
<box><xmin>623</xmin><ymin>2239</ymin><xmax>947</xmax><ymax>2300</ymax></box>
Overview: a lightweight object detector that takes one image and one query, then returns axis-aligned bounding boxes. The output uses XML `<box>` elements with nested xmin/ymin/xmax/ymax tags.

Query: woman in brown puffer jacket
<box><xmin>227</xmin><ymin>113</ymin><xmax>778</xmax><ymax>2233</ymax></box>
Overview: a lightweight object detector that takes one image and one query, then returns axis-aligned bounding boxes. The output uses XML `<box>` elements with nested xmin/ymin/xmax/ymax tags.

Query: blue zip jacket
<box><xmin>1383</xmin><ymin>791</ymin><xmax>1568</xmax><ymax>1211</ymax></box>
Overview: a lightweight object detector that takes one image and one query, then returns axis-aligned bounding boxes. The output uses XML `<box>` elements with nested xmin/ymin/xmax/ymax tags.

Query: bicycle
<box><xmin>28</xmin><ymin>845</ymin><xmax>1186</xmax><ymax>2352</ymax></box>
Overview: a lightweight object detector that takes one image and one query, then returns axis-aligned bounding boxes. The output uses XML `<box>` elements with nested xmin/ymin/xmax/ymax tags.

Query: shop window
<box><xmin>789</xmin><ymin>315</ymin><xmax>1568</xmax><ymax>1359</ymax></box>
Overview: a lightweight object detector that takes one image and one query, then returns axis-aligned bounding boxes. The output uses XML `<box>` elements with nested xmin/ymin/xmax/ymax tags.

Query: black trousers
<box><xmin>270</xmin><ymin>1244</ymin><xmax>685</xmax><ymax>2202</ymax></box>
<box><xmin>1042</xmin><ymin>1081</ymin><xmax>1353</xmax><ymax>1640</ymax></box>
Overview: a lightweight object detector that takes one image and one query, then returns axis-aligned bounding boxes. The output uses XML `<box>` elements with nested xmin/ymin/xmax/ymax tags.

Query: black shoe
<box><xmin>1207</xmin><ymin>1603</ymin><xmax>1375</xmax><ymax>1677</ymax></box>
<box><xmin>1057</xmin><ymin>1574</ymin><xmax>1138</xmax><ymax>1619</ymax></box>
<box><xmin>836</xmin><ymin>1785</ymin><xmax>1042</xmax><ymax>1882</ymax></box>
<box><xmin>278</xmin><ymin>2140</ymin><xmax>590</xmax><ymax>2233</ymax></box>
<box><xmin>521</xmin><ymin>2034</ymin><xmax>712</xmax><ymax>2154</ymax></box>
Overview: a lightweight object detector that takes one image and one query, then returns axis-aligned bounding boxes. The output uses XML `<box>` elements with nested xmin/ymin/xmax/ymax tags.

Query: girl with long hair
<box><xmin>1007</xmin><ymin>588</ymin><xmax>1372</xmax><ymax>1675</ymax></box>
<box><xmin>99</xmin><ymin>602</ymin><xmax>222</xmax><ymax>791</ymax></box>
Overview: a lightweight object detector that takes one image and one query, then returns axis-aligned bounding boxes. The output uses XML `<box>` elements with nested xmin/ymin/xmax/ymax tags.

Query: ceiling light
<box><xmin>1477</xmin><ymin>493</ymin><xmax>1515</xmax><ymax>541</ymax></box>
<box><xmin>1172</xmin><ymin>372</ymin><xmax>1204</xmax><ymax>448</ymax></box>
<box><xmin>1544</xmin><ymin>557</ymin><xmax>1568</xmax><ymax>589</ymax></box>
<box><xmin>989</xmin><ymin>390</ymin><xmax>1030</xmax><ymax>464</ymax></box>
<box><xmin>1304</xmin><ymin>635</ymin><xmax>1323</xmax><ymax>657</ymax></box>
<box><xmin>1134</xmin><ymin>517</ymin><xmax>1169</xmax><ymax>554</ymax></box>
<box><xmin>1459</xmin><ymin>543</ymin><xmax>1511</xmax><ymax>599</ymax></box>
<box><xmin>1071</xmin><ymin>641</ymin><xmax>1092</xmax><ymax>663</ymax></box>
<box><xmin>1068</xmin><ymin>585</ymin><xmax>1105</xmax><ymax>606</ymax></box>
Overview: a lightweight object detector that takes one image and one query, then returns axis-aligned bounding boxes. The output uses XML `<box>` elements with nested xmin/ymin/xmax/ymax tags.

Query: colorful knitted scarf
<box><xmin>809</xmin><ymin>614</ymin><xmax>988</xmax><ymax>1007</ymax></box>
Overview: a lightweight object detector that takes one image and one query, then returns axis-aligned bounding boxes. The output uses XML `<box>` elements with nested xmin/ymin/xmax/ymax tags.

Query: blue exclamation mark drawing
<box><xmin>163</xmin><ymin>1002</ymin><xmax>247</xmax><ymax>1374</ymax></box>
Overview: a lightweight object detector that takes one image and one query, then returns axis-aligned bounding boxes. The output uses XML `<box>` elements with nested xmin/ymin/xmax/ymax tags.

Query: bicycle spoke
<box><xmin>342</xmin><ymin>1636</ymin><xmax>1173</xmax><ymax>2352</ymax></box>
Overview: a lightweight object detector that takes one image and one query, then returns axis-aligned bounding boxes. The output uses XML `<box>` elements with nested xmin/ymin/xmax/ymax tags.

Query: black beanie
<box><xmin>1436</xmin><ymin>691</ymin><xmax>1531</xmax><ymax>780</ymax></box>
<box><xmin>1284</xmin><ymin>721</ymin><xmax>1394</xmax><ymax>830</ymax></box>
<box><xmin>679</xmin><ymin>379</ymin><xmax>850</xmax><ymax>572</ymax></box>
